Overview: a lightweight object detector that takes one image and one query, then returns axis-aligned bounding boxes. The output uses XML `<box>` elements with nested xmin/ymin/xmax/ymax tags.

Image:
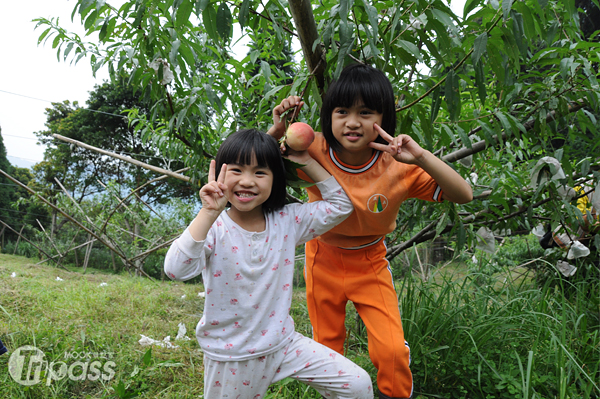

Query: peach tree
<box><xmin>35</xmin><ymin>0</ymin><xmax>600</xmax><ymax>267</ymax></box>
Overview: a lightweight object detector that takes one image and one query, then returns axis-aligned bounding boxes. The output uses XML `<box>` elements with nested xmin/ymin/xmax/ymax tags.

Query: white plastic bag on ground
<box><xmin>175</xmin><ymin>323</ymin><xmax>191</xmax><ymax>341</ymax></box>
<box><xmin>138</xmin><ymin>334</ymin><xmax>180</xmax><ymax>349</ymax></box>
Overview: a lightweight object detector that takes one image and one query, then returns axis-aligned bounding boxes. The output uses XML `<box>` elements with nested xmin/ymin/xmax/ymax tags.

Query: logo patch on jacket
<box><xmin>367</xmin><ymin>194</ymin><xmax>388</xmax><ymax>213</ymax></box>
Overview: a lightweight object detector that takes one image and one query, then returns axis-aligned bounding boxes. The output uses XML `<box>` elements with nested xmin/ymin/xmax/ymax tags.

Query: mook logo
<box><xmin>8</xmin><ymin>345</ymin><xmax>116</xmax><ymax>386</ymax></box>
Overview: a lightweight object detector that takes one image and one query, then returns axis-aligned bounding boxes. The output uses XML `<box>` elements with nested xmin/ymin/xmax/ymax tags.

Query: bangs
<box><xmin>330</xmin><ymin>74</ymin><xmax>387</xmax><ymax>113</ymax></box>
<box><xmin>218</xmin><ymin>130</ymin><xmax>276</xmax><ymax>168</ymax></box>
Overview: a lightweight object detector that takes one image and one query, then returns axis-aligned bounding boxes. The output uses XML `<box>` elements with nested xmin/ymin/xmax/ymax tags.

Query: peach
<box><xmin>285</xmin><ymin>122</ymin><xmax>315</xmax><ymax>151</ymax></box>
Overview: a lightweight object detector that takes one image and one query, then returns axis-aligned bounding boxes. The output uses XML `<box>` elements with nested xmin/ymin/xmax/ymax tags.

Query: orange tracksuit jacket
<box><xmin>300</xmin><ymin>133</ymin><xmax>443</xmax><ymax>399</ymax></box>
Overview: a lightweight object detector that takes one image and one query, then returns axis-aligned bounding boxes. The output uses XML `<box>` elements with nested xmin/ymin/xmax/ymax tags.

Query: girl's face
<box><xmin>223</xmin><ymin>157</ymin><xmax>273</xmax><ymax>217</ymax></box>
<box><xmin>331</xmin><ymin>101</ymin><xmax>383</xmax><ymax>165</ymax></box>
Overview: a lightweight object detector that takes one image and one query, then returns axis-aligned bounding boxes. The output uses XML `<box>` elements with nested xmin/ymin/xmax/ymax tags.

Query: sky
<box><xmin>0</xmin><ymin>0</ymin><xmax>466</xmax><ymax>170</ymax></box>
<box><xmin>0</xmin><ymin>0</ymin><xmax>111</xmax><ymax>169</ymax></box>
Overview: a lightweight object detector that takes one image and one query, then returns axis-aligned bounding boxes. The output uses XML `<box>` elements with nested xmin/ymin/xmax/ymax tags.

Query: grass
<box><xmin>1</xmin><ymin>251</ymin><xmax>599</xmax><ymax>398</ymax></box>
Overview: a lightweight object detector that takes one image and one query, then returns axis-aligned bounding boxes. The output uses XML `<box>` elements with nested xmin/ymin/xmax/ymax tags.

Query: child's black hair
<box><xmin>215</xmin><ymin>129</ymin><xmax>287</xmax><ymax>213</ymax></box>
<box><xmin>320</xmin><ymin>63</ymin><xmax>397</xmax><ymax>153</ymax></box>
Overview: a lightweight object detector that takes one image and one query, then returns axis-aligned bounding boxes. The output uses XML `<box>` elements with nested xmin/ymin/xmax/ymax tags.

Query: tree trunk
<box><xmin>288</xmin><ymin>0</ymin><xmax>326</xmax><ymax>92</ymax></box>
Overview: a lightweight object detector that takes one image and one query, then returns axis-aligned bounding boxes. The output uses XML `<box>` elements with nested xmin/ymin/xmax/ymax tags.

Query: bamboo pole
<box><xmin>0</xmin><ymin>169</ymin><xmax>152</xmax><ymax>279</ymax></box>
<box><xmin>13</xmin><ymin>226</ymin><xmax>24</xmax><ymax>255</ymax></box>
<box><xmin>36</xmin><ymin>238</ymin><xmax>96</xmax><ymax>265</ymax></box>
<box><xmin>0</xmin><ymin>219</ymin><xmax>60</xmax><ymax>267</ymax></box>
<box><xmin>99</xmin><ymin>167</ymin><xmax>189</xmax><ymax>235</ymax></box>
<box><xmin>36</xmin><ymin>219</ymin><xmax>63</xmax><ymax>259</ymax></box>
<box><xmin>83</xmin><ymin>234</ymin><xmax>92</xmax><ymax>273</ymax></box>
<box><xmin>52</xmin><ymin>134</ymin><xmax>191</xmax><ymax>182</ymax></box>
<box><xmin>128</xmin><ymin>236</ymin><xmax>178</xmax><ymax>263</ymax></box>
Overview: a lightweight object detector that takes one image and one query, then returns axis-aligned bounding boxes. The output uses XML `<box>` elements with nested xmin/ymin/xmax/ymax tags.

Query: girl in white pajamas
<box><xmin>165</xmin><ymin>129</ymin><xmax>373</xmax><ymax>399</ymax></box>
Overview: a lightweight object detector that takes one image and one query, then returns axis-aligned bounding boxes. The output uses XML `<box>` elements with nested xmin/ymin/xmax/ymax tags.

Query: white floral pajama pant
<box><xmin>203</xmin><ymin>331</ymin><xmax>373</xmax><ymax>399</ymax></box>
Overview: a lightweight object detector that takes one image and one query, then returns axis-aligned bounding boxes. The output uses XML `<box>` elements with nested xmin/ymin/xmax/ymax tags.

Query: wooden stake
<box><xmin>13</xmin><ymin>226</ymin><xmax>24</xmax><ymax>255</ymax></box>
<box><xmin>52</xmin><ymin>134</ymin><xmax>191</xmax><ymax>182</ymax></box>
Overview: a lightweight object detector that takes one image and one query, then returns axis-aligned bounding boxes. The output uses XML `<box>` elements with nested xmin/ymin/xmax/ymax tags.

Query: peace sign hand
<box><xmin>368</xmin><ymin>123</ymin><xmax>425</xmax><ymax>164</ymax></box>
<box><xmin>199</xmin><ymin>160</ymin><xmax>229</xmax><ymax>214</ymax></box>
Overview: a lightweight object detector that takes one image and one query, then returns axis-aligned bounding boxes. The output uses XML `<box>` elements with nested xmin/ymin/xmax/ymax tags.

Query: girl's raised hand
<box><xmin>368</xmin><ymin>123</ymin><xmax>425</xmax><ymax>164</ymax></box>
<box><xmin>199</xmin><ymin>160</ymin><xmax>229</xmax><ymax>214</ymax></box>
<box><xmin>268</xmin><ymin>96</ymin><xmax>304</xmax><ymax>140</ymax></box>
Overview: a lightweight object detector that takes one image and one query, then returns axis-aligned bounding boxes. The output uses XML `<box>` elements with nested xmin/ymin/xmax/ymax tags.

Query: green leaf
<box><xmin>133</xmin><ymin>2</ymin><xmax>146</xmax><ymax>28</ymax></box>
<box><xmin>202</xmin><ymin>4</ymin><xmax>219</xmax><ymax>43</ymax></box>
<box><xmin>435</xmin><ymin>212</ymin><xmax>448</xmax><ymax>236</ymax></box>
<box><xmin>431</xmin><ymin>9</ymin><xmax>456</xmax><ymax>35</ymax></box>
<box><xmin>464</xmin><ymin>0</ymin><xmax>482</xmax><ymax>17</ymax></box>
<box><xmin>142</xmin><ymin>348</ymin><xmax>152</xmax><ymax>366</ymax></box>
<box><xmin>495</xmin><ymin>111</ymin><xmax>513</xmax><ymax>138</ymax></box>
<box><xmin>99</xmin><ymin>18</ymin><xmax>109</xmax><ymax>42</ymax></box>
<box><xmin>37</xmin><ymin>27</ymin><xmax>52</xmax><ymax>45</ymax></box>
<box><xmin>503</xmin><ymin>0</ymin><xmax>514</xmax><ymax>20</ymax></box>
<box><xmin>339</xmin><ymin>0</ymin><xmax>351</xmax><ymax>23</ymax></box>
<box><xmin>84</xmin><ymin>10</ymin><xmax>98</xmax><ymax>31</ymax></box>
<box><xmin>239</xmin><ymin>0</ymin><xmax>250</xmax><ymax>29</ymax></box>
<box><xmin>511</xmin><ymin>11</ymin><xmax>527</xmax><ymax>56</ymax></box>
<box><xmin>196</xmin><ymin>0</ymin><xmax>210</xmax><ymax>14</ymax></box>
<box><xmin>456</xmin><ymin>125</ymin><xmax>472</xmax><ymax>149</ymax></box>
<box><xmin>169</xmin><ymin>39</ymin><xmax>181</xmax><ymax>65</ymax></box>
<box><xmin>399</xmin><ymin>112</ymin><xmax>413</xmax><ymax>134</ymax></box>
<box><xmin>430</xmin><ymin>85</ymin><xmax>442</xmax><ymax>123</ymax></box>
<box><xmin>580</xmin><ymin>158</ymin><xmax>590</xmax><ymax>177</ymax></box>
<box><xmin>360</xmin><ymin>0</ymin><xmax>378</xmax><ymax>39</ymax></box>
<box><xmin>176</xmin><ymin>0</ymin><xmax>194</xmax><ymax>28</ymax></box>
<box><xmin>216</xmin><ymin>2</ymin><xmax>233</xmax><ymax>42</ymax></box>
<box><xmin>260</xmin><ymin>60</ymin><xmax>271</xmax><ymax>80</ymax></box>
<box><xmin>474</xmin><ymin>60</ymin><xmax>486</xmax><ymax>106</ymax></box>
<box><xmin>471</xmin><ymin>32</ymin><xmax>487</xmax><ymax>66</ymax></box>
<box><xmin>456</xmin><ymin>221</ymin><xmax>466</xmax><ymax>252</ymax></box>
<box><xmin>445</xmin><ymin>70</ymin><xmax>461</xmax><ymax>122</ymax></box>
<box><xmin>477</xmin><ymin>120</ymin><xmax>496</xmax><ymax>146</ymax></box>
<box><xmin>63</xmin><ymin>42</ymin><xmax>75</xmax><ymax>61</ymax></box>
<box><xmin>397</xmin><ymin>40</ymin><xmax>422</xmax><ymax>61</ymax></box>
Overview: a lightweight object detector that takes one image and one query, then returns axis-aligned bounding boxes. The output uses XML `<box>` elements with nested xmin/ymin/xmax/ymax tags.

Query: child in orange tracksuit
<box><xmin>268</xmin><ymin>63</ymin><xmax>473</xmax><ymax>399</ymax></box>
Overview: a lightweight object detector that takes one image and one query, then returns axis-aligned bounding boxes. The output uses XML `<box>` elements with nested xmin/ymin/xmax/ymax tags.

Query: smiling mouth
<box><xmin>343</xmin><ymin>132</ymin><xmax>363</xmax><ymax>137</ymax></box>
<box><xmin>235</xmin><ymin>192</ymin><xmax>256</xmax><ymax>199</ymax></box>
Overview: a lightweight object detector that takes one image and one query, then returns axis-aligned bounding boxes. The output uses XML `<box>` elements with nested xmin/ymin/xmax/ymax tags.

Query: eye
<box><xmin>256</xmin><ymin>170</ymin><xmax>269</xmax><ymax>176</ymax></box>
<box><xmin>334</xmin><ymin>108</ymin><xmax>347</xmax><ymax>115</ymax></box>
<box><xmin>229</xmin><ymin>167</ymin><xmax>242</xmax><ymax>174</ymax></box>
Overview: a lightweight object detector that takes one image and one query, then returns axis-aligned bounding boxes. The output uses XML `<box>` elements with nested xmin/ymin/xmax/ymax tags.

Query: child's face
<box><xmin>331</xmin><ymin>101</ymin><xmax>383</xmax><ymax>159</ymax></box>
<box><xmin>223</xmin><ymin>157</ymin><xmax>273</xmax><ymax>215</ymax></box>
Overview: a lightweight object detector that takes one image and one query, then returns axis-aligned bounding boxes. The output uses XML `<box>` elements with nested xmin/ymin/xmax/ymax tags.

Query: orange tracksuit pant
<box><xmin>305</xmin><ymin>238</ymin><xmax>413</xmax><ymax>399</ymax></box>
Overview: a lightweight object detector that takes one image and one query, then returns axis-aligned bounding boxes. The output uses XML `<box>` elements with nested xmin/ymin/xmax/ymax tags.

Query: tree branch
<box><xmin>288</xmin><ymin>0</ymin><xmax>326</xmax><ymax>91</ymax></box>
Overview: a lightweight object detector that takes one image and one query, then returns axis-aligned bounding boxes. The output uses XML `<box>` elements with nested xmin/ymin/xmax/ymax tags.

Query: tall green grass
<box><xmin>1</xmin><ymin>252</ymin><xmax>598</xmax><ymax>398</ymax></box>
<box><xmin>400</xmin><ymin>261</ymin><xmax>599</xmax><ymax>398</ymax></box>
